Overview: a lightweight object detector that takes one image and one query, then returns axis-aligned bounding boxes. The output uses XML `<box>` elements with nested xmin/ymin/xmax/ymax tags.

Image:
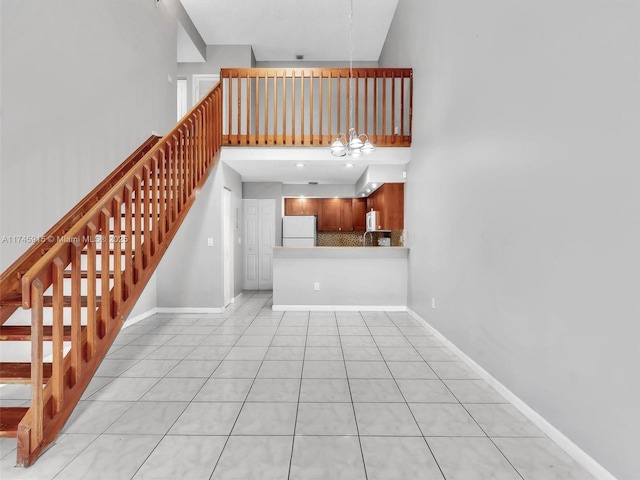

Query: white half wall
<box><xmin>273</xmin><ymin>247</ymin><xmax>408</xmax><ymax>309</ymax></box>
<box><xmin>380</xmin><ymin>1</ymin><xmax>639</xmax><ymax>478</ymax></box>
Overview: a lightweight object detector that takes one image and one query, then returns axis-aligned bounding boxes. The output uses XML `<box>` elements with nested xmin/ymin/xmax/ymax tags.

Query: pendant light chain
<box><xmin>349</xmin><ymin>0</ymin><xmax>354</xmax><ymax>134</ymax></box>
<box><xmin>329</xmin><ymin>0</ymin><xmax>375</xmax><ymax>157</ymax></box>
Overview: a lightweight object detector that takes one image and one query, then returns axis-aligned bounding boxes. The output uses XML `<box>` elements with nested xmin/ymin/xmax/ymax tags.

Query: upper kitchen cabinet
<box><xmin>284</xmin><ymin>198</ymin><xmax>319</xmax><ymax>216</ymax></box>
<box><xmin>351</xmin><ymin>198</ymin><xmax>367</xmax><ymax>231</ymax></box>
<box><xmin>367</xmin><ymin>183</ymin><xmax>405</xmax><ymax>230</ymax></box>
<box><xmin>319</xmin><ymin>198</ymin><xmax>346</xmax><ymax>231</ymax></box>
<box><xmin>319</xmin><ymin>198</ymin><xmax>366</xmax><ymax>232</ymax></box>
<box><xmin>285</xmin><ymin>192</ymin><xmax>399</xmax><ymax>233</ymax></box>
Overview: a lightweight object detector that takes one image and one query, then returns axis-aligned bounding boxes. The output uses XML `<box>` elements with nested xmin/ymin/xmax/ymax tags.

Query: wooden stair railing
<box><xmin>0</xmin><ymin>134</ymin><xmax>160</xmax><ymax>326</ymax></box>
<box><xmin>0</xmin><ymin>82</ymin><xmax>222</xmax><ymax>467</ymax></box>
<box><xmin>220</xmin><ymin>68</ymin><xmax>413</xmax><ymax>147</ymax></box>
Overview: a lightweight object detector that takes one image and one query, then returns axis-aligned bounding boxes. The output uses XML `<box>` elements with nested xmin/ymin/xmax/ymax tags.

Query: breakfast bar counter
<box><xmin>272</xmin><ymin>247</ymin><xmax>409</xmax><ymax>311</ymax></box>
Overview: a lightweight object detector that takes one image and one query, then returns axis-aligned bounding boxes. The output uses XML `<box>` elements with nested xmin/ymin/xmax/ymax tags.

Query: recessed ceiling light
<box><xmin>371</xmin><ymin>183</ymin><xmax>377</xmax><ymax>188</ymax></box>
<box><xmin>295</xmin><ymin>163</ymin><xmax>304</xmax><ymax>167</ymax></box>
<box><xmin>361</xmin><ymin>193</ymin><xmax>366</xmax><ymax>197</ymax></box>
<box><xmin>344</xmin><ymin>163</ymin><xmax>355</xmax><ymax>168</ymax></box>
<box><xmin>366</xmin><ymin>188</ymin><xmax>371</xmax><ymax>193</ymax></box>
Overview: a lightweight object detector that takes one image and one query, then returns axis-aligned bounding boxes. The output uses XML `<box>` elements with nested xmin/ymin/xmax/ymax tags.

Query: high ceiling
<box><xmin>179</xmin><ymin>0</ymin><xmax>399</xmax><ymax>62</ymax></box>
<box><xmin>179</xmin><ymin>0</ymin><xmax>406</xmax><ymax>185</ymax></box>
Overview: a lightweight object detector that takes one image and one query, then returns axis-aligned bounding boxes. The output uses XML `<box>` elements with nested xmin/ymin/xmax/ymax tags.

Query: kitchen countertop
<box><xmin>273</xmin><ymin>246</ymin><xmax>409</xmax><ymax>259</ymax></box>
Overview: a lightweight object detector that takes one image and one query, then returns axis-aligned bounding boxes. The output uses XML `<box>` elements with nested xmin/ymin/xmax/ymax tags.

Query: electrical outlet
<box><xmin>314</xmin><ymin>282</ymin><xmax>320</xmax><ymax>291</ymax></box>
<box><xmin>431</xmin><ymin>298</ymin><xmax>436</xmax><ymax>309</ymax></box>
<box><xmin>207</xmin><ymin>238</ymin><xmax>214</xmax><ymax>247</ymax></box>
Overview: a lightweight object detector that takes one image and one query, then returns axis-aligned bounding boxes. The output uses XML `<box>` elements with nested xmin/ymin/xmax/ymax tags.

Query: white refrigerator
<box><xmin>282</xmin><ymin>216</ymin><xmax>317</xmax><ymax>246</ymax></box>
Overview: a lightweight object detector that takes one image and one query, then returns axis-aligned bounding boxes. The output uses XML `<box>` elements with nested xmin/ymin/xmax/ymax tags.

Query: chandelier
<box><xmin>330</xmin><ymin>0</ymin><xmax>375</xmax><ymax>157</ymax></box>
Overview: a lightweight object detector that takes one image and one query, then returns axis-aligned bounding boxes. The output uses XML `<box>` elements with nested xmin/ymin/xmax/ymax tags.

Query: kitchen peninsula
<box><xmin>272</xmin><ymin>246</ymin><xmax>409</xmax><ymax>310</ymax></box>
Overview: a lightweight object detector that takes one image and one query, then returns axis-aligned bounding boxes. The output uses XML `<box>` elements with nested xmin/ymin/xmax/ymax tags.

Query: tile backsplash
<box><xmin>317</xmin><ymin>230</ymin><xmax>404</xmax><ymax>247</ymax></box>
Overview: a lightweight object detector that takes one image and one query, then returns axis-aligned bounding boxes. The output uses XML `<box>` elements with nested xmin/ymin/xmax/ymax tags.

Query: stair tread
<box><xmin>0</xmin><ymin>325</ymin><xmax>82</xmax><ymax>341</ymax></box>
<box><xmin>0</xmin><ymin>407</ymin><xmax>30</xmax><ymax>438</ymax></box>
<box><xmin>0</xmin><ymin>362</ymin><xmax>52</xmax><ymax>384</ymax></box>
<box><xmin>0</xmin><ymin>295</ymin><xmax>21</xmax><ymax>307</ymax></box>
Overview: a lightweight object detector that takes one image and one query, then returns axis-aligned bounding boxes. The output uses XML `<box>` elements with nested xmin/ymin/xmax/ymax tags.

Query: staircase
<box><xmin>0</xmin><ymin>83</ymin><xmax>222</xmax><ymax>466</ymax></box>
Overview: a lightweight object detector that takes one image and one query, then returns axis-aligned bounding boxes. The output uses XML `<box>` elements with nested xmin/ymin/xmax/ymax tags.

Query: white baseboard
<box><xmin>122</xmin><ymin>308</ymin><xmax>159</xmax><ymax>329</ymax></box>
<box><xmin>407</xmin><ymin>308</ymin><xmax>617</xmax><ymax>480</ymax></box>
<box><xmin>272</xmin><ymin>305</ymin><xmax>408</xmax><ymax>312</ymax></box>
<box><xmin>155</xmin><ymin>307</ymin><xmax>224</xmax><ymax>314</ymax></box>
<box><xmin>111</xmin><ymin>304</ymin><xmax>232</xmax><ymax>331</ymax></box>
<box><xmin>232</xmin><ymin>293</ymin><xmax>242</xmax><ymax>302</ymax></box>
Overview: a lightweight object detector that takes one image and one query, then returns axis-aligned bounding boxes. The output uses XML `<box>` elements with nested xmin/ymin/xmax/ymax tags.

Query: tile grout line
<box><xmin>286</xmin><ymin>309</ymin><xmax>310</xmax><ymax>480</ymax></box>
<box><xmin>127</xmin><ymin>294</ymin><xmax>261</xmax><ymax>480</ymax></box>
<box><xmin>57</xmin><ymin>314</ymin><xmax>215</xmax><ymax>479</ymax></box>
<box><xmin>393</xmin><ymin>314</ymin><xmax>527</xmax><ymax>479</ymax></box>
<box><xmin>387</xmin><ymin>312</ymin><xmax>525</xmax><ymax>480</ymax></box>
<box><xmin>56</xmin><ymin>316</ymin><xmax>200</xmax><ymax>478</ymax></box>
<box><xmin>209</xmin><ymin>292</ymin><xmax>284</xmax><ymax>479</ymax></box>
<box><xmin>48</xmin><ymin>433</ymin><xmax>104</xmax><ymax>480</ymax></box>
<box><xmin>372</xmin><ymin>311</ymin><xmax>448</xmax><ymax>480</ymax></box>
<box><xmin>24</xmin><ymin>292</ymin><xmax>264</xmax><ymax>480</ymax></box>
<box><xmin>339</xmin><ymin>311</ymin><xmax>369</xmax><ymax>480</ymax></box>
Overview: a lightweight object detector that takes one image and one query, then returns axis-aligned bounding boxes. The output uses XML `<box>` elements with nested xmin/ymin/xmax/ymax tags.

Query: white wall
<box><xmin>0</xmin><ymin>0</ymin><xmax>197</xmax><ymax>355</ymax></box>
<box><xmin>0</xmin><ymin>0</ymin><xmax>180</xmax><ymax>270</ymax></box>
<box><xmin>178</xmin><ymin>45</ymin><xmax>255</xmax><ymax>108</ymax></box>
<box><xmin>282</xmin><ymin>184</ymin><xmax>356</xmax><ymax>199</ymax></box>
<box><xmin>156</xmin><ymin>161</ymin><xmax>243</xmax><ymax>308</ymax></box>
<box><xmin>379</xmin><ymin>1</ymin><xmax>639</xmax><ymax>478</ymax></box>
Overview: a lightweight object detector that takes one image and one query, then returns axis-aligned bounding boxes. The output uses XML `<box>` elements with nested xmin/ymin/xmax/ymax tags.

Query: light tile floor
<box><xmin>0</xmin><ymin>291</ymin><xmax>595</xmax><ymax>479</ymax></box>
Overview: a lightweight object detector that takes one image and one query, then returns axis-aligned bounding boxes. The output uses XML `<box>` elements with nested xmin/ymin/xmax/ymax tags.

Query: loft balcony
<box><xmin>220</xmin><ymin>68</ymin><xmax>412</xmax><ymax>149</ymax></box>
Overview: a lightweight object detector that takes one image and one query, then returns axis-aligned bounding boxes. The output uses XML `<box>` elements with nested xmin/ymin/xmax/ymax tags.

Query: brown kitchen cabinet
<box><xmin>351</xmin><ymin>198</ymin><xmax>367</xmax><ymax>231</ymax></box>
<box><xmin>284</xmin><ymin>197</ymin><xmax>318</xmax><ymax>216</ymax></box>
<box><xmin>318</xmin><ymin>198</ymin><xmax>343</xmax><ymax>231</ymax></box>
<box><xmin>318</xmin><ymin>198</ymin><xmax>362</xmax><ymax>232</ymax></box>
<box><xmin>341</xmin><ymin>199</ymin><xmax>354</xmax><ymax>231</ymax></box>
<box><xmin>367</xmin><ymin>183</ymin><xmax>404</xmax><ymax>230</ymax></box>
<box><xmin>287</xmin><ymin>191</ymin><xmax>401</xmax><ymax>232</ymax></box>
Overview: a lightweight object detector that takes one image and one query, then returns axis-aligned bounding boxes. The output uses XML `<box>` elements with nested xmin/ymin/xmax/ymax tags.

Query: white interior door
<box><xmin>243</xmin><ymin>199</ymin><xmax>275</xmax><ymax>290</ymax></box>
<box><xmin>177</xmin><ymin>78</ymin><xmax>187</xmax><ymax>121</ymax></box>
<box><xmin>223</xmin><ymin>188</ymin><xmax>232</xmax><ymax>306</ymax></box>
<box><xmin>192</xmin><ymin>74</ymin><xmax>220</xmax><ymax>106</ymax></box>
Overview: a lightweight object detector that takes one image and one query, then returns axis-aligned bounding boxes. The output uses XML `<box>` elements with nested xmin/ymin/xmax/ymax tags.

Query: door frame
<box><xmin>192</xmin><ymin>74</ymin><xmax>220</xmax><ymax>106</ymax></box>
<box><xmin>243</xmin><ymin>199</ymin><xmax>275</xmax><ymax>291</ymax></box>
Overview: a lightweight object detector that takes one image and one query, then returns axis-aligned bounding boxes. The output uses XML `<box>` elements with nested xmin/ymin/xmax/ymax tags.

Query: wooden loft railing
<box><xmin>0</xmin><ymin>82</ymin><xmax>222</xmax><ymax>466</ymax></box>
<box><xmin>220</xmin><ymin>68</ymin><xmax>412</xmax><ymax>147</ymax></box>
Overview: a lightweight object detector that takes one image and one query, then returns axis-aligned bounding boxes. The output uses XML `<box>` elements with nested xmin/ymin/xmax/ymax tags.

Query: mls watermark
<box><xmin>1</xmin><ymin>235</ymin><xmax>129</xmax><ymax>244</ymax></box>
